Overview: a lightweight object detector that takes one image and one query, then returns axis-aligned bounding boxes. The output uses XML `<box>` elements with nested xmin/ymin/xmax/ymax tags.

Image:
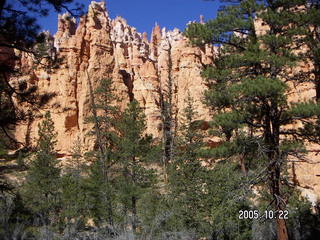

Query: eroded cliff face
<box><xmin>13</xmin><ymin>1</ymin><xmax>213</xmax><ymax>154</ymax></box>
<box><xmin>9</xmin><ymin>1</ymin><xmax>320</xmax><ymax>201</ymax></box>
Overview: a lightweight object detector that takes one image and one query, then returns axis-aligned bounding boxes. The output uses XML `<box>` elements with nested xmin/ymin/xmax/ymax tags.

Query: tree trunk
<box><xmin>161</xmin><ymin>43</ymin><xmax>175</xmax><ymax>183</ymax></box>
<box><xmin>265</xmin><ymin>102</ymin><xmax>289</xmax><ymax>240</ymax></box>
<box><xmin>240</xmin><ymin>155</ymin><xmax>247</xmax><ymax>176</ymax></box>
<box><xmin>132</xmin><ymin>196</ymin><xmax>137</xmax><ymax>233</ymax></box>
<box><xmin>106</xmin><ymin>175</ymin><xmax>114</xmax><ymax>226</ymax></box>
<box><xmin>272</xmin><ymin>162</ymin><xmax>289</xmax><ymax>240</ymax></box>
<box><xmin>277</xmin><ymin>218</ymin><xmax>289</xmax><ymax>240</ymax></box>
<box><xmin>131</xmin><ymin>156</ymin><xmax>137</xmax><ymax>233</ymax></box>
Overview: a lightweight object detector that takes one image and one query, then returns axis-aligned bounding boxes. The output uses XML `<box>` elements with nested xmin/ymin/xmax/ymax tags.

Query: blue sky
<box><xmin>37</xmin><ymin>0</ymin><xmax>221</xmax><ymax>38</ymax></box>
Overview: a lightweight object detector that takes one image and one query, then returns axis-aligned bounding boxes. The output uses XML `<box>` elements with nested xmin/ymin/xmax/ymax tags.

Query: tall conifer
<box><xmin>23</xmin><ymin>112</ymin><xmax>60</xmax><ymax>226</ymax></box>
<box><xmin>116</xmin><ymin>100</ymin><xmax>158</xmax><ymax>233</ymax></box>
<box><xmin>168</xmin><ymin>93</ymin><xmax>208</xmax><ymax>235</ymax></box>
<box><xmin>186</xmin><ymin>1</ymin><xmax>320</xmax><ymax>239</ymax></box>
<box><xmin>85</xmin><ymin>78</ymin><xmax>120</xmax><ymax>226</ymax></box>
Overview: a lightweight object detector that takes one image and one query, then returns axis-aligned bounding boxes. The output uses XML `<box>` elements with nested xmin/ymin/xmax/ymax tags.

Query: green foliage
<box><xmin>0</xmin><ymin>76</ymin><xmax>18</xmax><ymax>130</ymax></box>
<box><xmin>60</xmin><ymin>174</ymin><xmax>87</xmax><ymax>219</ymax></box>
<box><xmin>0</xmin><ymin>0</ymin><xmax>83</xmax><ymax>50</ymax></box>
<box><xmin>289</xmin><ymin>102</ymin><xmax>320</xmax><ymax>119</ymax></box>
<box><xmin>85</xmin><ymin>80</ymin><xmax>161</xmax><ymax>231</ymax></box>
<box><xmin>86</xmin><ymin>158</ymin><xmax>117</xmax><ymax>227</ymax></box>
<box><xmin>206</xmin><ymin>162</ymin><xmax>253</xmax><ymax>240</ymax></box>
<box><xmin>286</xmin><ymin>192</ymin><xmax>320</xmax><ymax>239</ymax></box>
<box><xmin>60</xmin><ymin>139</ymin><xmax>88</xmax><ymax>229</ymax></box>
<box><xmin>86</xmin><ymin>78</ymin><xmax>120</xmax><ymax>151</ymax></box>
<box><xmin>137</xmin><ymin>189</ymin><xmax>164</xmax><ymax>231</ymax></box>
<box><xmin>22</xmin><ymin>112</ymin><xmax>61</xmax><ymax>225</ymax></box>
<box><xmin>0</xmin><ymin>193</ymin><xmax>33</xmax><ymax>239</ymax></box>
<box><xmin>186</xmin><ymin>0</ymin><xmax>320</xmax><ymax>180</ymax></box>
<box><xmin>185</xmin><ymin>0</ymin><xmax>320</xmax><ymax>239</ymax></box>
<box><xmin>85</xmin><ymin>78</ymin><xmax>120</xmax><ymax>226</ymax></box>
<box><xmin>115</xmin><ymin>100</ymin><xmax>159</xmax><ymax>231</ymax></box>
<box><xmin>167</xmin><ymin>94</ymin><xmax>209</xmax><ymax>236</ymax></box>
<box><xmin>16</xmin><ymin>151</ymin><xmax>26</xmax><ymax>169</ymax></box>
<box><xmin>1</xmin><ymin>1</ymin><xmax>320</xmax><ymax>238</ymax></box>
<box><xmin>202</xmin><ymin>134</ymin><xmax>266</xmax><ymax>172</ymax></box>
<box><xmin>0</xmin><ymin>0</ymin><xmax>83</xmax><ymax>149</ymax></box>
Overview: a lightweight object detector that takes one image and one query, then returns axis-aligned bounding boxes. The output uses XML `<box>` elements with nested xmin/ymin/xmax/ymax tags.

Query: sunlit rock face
<box><xmin>12</xmin><ymin>1</ymin><xmax>214</xmax><ymax>154</ymax></box>
<box><xmin>9</xmin><ymin>1</ymin><xmax>320</xmax><ymax>200</ymax></box>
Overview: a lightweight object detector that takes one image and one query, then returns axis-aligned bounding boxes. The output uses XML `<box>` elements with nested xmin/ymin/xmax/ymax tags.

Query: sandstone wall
<box><xmin>12</xmin><ymin>1</ymin><xmax>213</xmax><ymax>154</ymax></box>
<box><xmin>9</xmin><ymin>1</ymin><xmax>320</xmax><ymax>201</ymax></box>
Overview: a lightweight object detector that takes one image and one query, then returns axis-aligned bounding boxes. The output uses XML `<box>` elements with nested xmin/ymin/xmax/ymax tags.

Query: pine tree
<box><xmin>0</xmin><ymin>0</ymin><xmax>83</xmax><ymax>199</ymax></box>
<box><xmin>85</xmin><ymin>77</ymin><xmax>120</xmax><ymax>227</ymax></box>
<box><xmin>288</xmin><ymin>1</ymin><xmax>320</xmax><ymax>145</ymax></box>
<box><xmin>301</xmin><ymin>1</ymin><xmax>320</xmax><ymax>100</ymax></box>
<box><xmin>185</xmin><ymin>1</ymin><xmax>320</xmax><ymax>239</ymax></box>
<box><xmin>22</xmin><ymin>111</ymin><xmax>61</xmax><ymax>227</ymax></box>
<box><xmin>116</xmin><ymin>99</ymin><xmax>158</xmax><ymax>233</ymax></box>
<box><xmin>206</xmin><ymin>161</ymin><xmax>253</xmax><ymax>240</ymax></box>
<box><xmin>160</xmin><ymin>41</ymin><xmax>176</xmax><ymax>183</ymax></box>
<box><xmin>0</xmin><ymin>0</ymin><xmax>83</xmax><ymax>144</ymax></box>
<box><xmin>0</xmin><ymin>0</ymin><xmax>83</xmax><ymax>51</ymax></box>
<box><xmin>60</xmin><ymin>137</ymin><xmax>87</xmax><ymax>232</ymax></box>
<box><xmin>167</xmin><ymin>93</ymin><xmax>209</xmax><ymax>236</ymax></box>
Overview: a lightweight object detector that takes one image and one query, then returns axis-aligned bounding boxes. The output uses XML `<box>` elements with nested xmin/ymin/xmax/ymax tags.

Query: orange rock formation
<box><xmin>12</xmin><ymin>1</ymin><xmax>213</xmax><ymax>154</ymax></box>
<box><xmin>7</xmin><ymin>1</ymin><xmax>320</xmax><ymax>201</ymax></box>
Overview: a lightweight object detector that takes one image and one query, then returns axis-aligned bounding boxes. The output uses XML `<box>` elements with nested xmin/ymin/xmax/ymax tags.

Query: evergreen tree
<box><xmin>301</xmin><ymin>1</ymin><xmax>320</xmax><ymax>100</ymax></box>
<box><xmin>0</xmin><ymin>0</ymin><xmax>83</xmax><ymax>52</ymax></box>
<box><xmin>185</xmin><ymin>1</ymin><xmax>320</xmax><ymax>239</ymax></box>
<box><xmin>0</xmin><ymin>0</ymin><xmax>83</xmax><ymax>198</ymax></box>
<box><xmin>206</xmin><ymin>161</ymin><xmax>253</xmax><ymax>240</ymax></box>
<box><xmin>0</xmin><ymin>191</ymin><xmax>32</xmax><ymax>240</ymax></box>
<box><xmin>85</xmin><ymin>78</ymin><xmax>120</xmax><ymax>227</ymax></box>
<box><xmin>285</xmin><ymin>191</ymin><xmax>320</xmax><ymax>239</ymax></box>
<box><xmin>22</xmin><ymin>111</ymin><xmax>61</xmax><ymax>227</ymax></box>
<box><xmin>0</xmin><ymin>0</ymin><xmax>83</xmax><ymax>140</ymax></box>
<box><xmin>160</xmin><ymin>41</ymin><xmax>176</xmax><ymax>183</ymax></box>
<box><xmin>167</xmin><ymin>93</ymin><xmax>209</xmax><ymax>236</ymax></box>
<box><xmin>288</xmin><ymin>1</ymin><xmax>320</xmax><ymax>145</ymax></box>
<box><xmin>116</xmin><ymin>99</ymin><xmax>158</xmax><ymax>233</ymax></box>
<box><xmin>60</xmin><ymin>137</ymin><xmax>87</xmax><ymax>233</ymax></box>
